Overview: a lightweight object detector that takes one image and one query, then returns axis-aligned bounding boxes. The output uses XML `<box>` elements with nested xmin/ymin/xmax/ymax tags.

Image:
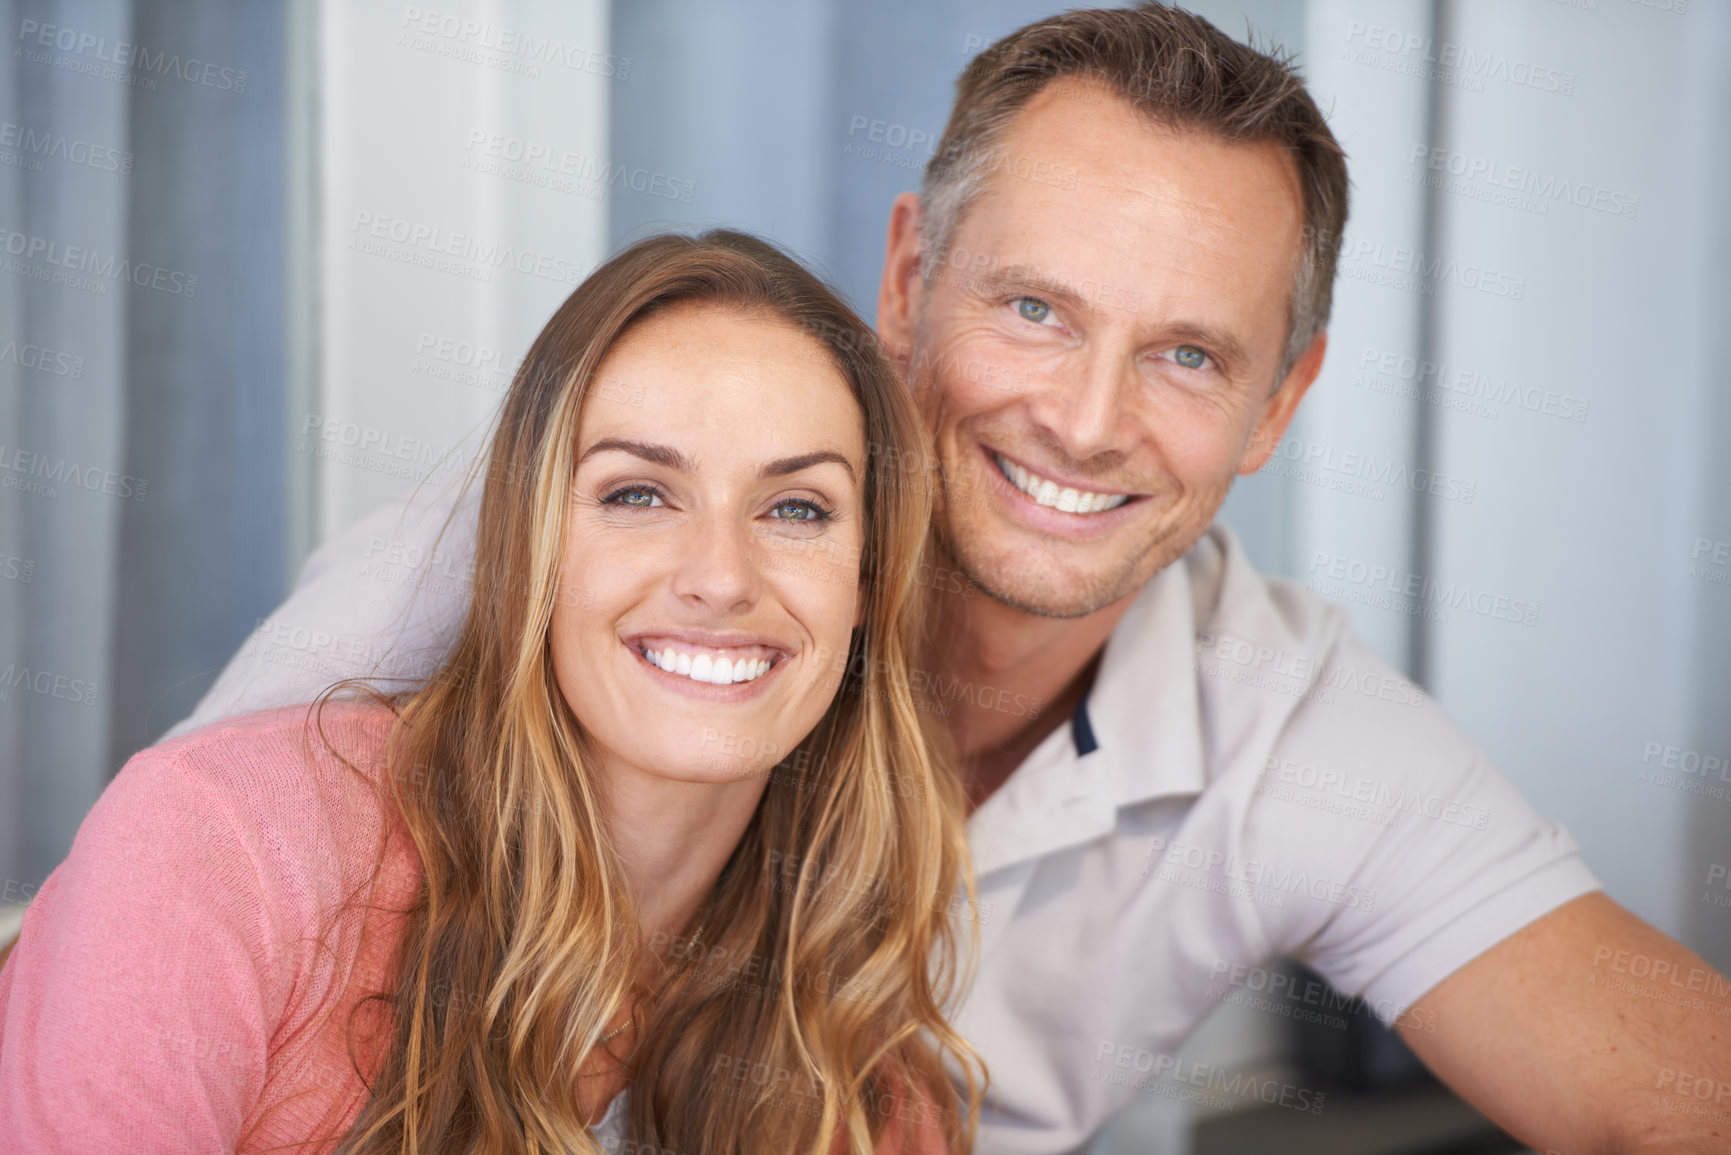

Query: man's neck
<box><xmin>922</xmin><ymin>555</ymin><xmax>1138</xmax><ymax>811</ymax></box>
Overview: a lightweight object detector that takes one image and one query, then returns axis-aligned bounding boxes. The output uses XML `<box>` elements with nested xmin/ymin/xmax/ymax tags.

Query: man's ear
<box><xmin>876</xmin><ymin>192</ymin><xmax>926</xmax><ymax>365</ymax></box>
<box><xmin>1238</xmin><ymin>331</ymin><xmax>1327</xmax><ymax>475</ymax></box>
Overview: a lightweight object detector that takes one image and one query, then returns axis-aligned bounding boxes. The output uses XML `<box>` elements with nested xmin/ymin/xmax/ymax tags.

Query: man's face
<box><xmin>888</xmin><ymin>78</ymin><xmax>1319</xmax><ymax>619</ymax></box>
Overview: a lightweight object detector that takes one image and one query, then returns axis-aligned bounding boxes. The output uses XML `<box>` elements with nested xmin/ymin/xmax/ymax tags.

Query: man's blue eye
<box><xmin>1015</xmin><ymin>298</ymin><xmax>1053</xmax><ymax>325</ymax></box>
<box><xmin>1172</xmin><ymin>345</ymin><xmax>1208</xmax><ymax>370</ymax></box>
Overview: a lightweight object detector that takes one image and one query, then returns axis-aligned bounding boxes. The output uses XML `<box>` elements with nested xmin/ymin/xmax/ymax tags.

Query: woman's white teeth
<box><xmin>996</xmin><ymin>453</ymin><xmax>1128</xmax><ymax>513</ymax></box>
<box><xmin>644</xmin><ymin>647</ymin><xmax>772</xmax><ymax>685</ymax></box>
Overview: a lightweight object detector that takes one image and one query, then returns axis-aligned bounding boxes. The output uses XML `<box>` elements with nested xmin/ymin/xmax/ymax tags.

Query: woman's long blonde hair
<box><xmin>335</xmin><ymin>230</ymin><xmax>983</xmax><ymax>1153</ymax></box>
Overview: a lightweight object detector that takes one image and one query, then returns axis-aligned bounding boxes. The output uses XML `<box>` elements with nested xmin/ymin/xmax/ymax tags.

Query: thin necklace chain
<box><xmin>598</xmin><ymin>1014</ymin><xmax>632</xmax><ymax>1044</ymax></box>
<box><xmin>595</xmin><ymin>911</ymin><xmax>712</xmax><ymax>1049</ymax></box>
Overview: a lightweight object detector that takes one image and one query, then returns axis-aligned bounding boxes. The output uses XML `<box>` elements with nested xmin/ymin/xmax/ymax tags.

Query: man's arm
<box><xmin>1215</xmin><ymin>592</ymin><xmax>1725</xmax><ymax>1152</ymax></box>
<box><xmin>1400</xmin><ymin>892</ymin><xmax>1730</xmax><ymax>1154</ymax></box>
<box><xmin>165</xmin><ymin>479</ymin><xmax>479</xmax><ymax>740</ymax></box>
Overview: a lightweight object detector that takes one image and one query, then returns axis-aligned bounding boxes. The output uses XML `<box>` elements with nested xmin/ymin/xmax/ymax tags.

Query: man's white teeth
<box><xmin>644</xmin><ymin>647</ymin><xmax>773</xmax><ymax>685</ymax></box>
<box><xmin>996</xmin><ymin>454</ymin><xmax>1129</xmax><ymax>513</ymax></box>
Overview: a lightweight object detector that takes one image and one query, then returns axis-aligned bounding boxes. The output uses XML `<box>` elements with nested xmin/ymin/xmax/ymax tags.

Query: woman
<box><xmin>0</xmin><ymin>230</ymin><xmax>983</xmax><ymax>1153</ymax></box>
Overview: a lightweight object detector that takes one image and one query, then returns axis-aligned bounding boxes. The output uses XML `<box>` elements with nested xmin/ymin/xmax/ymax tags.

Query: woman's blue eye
<box><xmin>1171</xmin><ymin>345</ymin><xmax>1208</xmax><ymax>370</ymax></box>
<box><xmin>771</xmin><ymin>499</ymin><xmax>830</xmax><ymax>522</ymax></box>
<box><xmin>604</xmin><ymin>486</ymin><xmax>662</xmax><ymax>508</ymax></box>
<box><xmin>1014</xmin><ymin>297</ymin><xmax>1054</xmax><ymax>325</ymax></box>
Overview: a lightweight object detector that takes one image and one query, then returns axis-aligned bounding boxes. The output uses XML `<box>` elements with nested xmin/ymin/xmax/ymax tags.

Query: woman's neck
<box><xmin>597</xmin><ymin>765</ymin><xmax>769</xmax><ymax>952</ymax></box>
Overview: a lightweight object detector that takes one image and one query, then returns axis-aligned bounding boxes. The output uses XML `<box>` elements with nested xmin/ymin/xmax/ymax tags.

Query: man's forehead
<box><xmin>948</xmin><ymin>79</ymin><xmax>1304</xmax><ymax>333</ymax></box>
<box><xmin>997</xmin><ymin>79</ymin><xmax>1302</xmax><ymax>247</ymax></box>
<box><xmin>1016</xmin><ymin>76</ymin><xmax>1303</xmax><ymax>180</ymax></box>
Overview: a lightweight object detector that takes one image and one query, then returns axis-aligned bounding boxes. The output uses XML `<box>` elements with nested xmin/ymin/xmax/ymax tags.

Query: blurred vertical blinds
<box><xmin>0</xmin><ymin>0</ymin><xmax>287</xmax><ymax>890</ymax></box>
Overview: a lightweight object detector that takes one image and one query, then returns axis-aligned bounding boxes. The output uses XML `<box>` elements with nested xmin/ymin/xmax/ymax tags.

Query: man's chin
<box><xmin>934</xmin><ymin>501</ymin><xmax>1200</xmax><ymax>619</ymax></box>
<box><xmin>954</xmin><ymin>547</ymin><xmax>1146</xmax><ymax>620</ymax></box>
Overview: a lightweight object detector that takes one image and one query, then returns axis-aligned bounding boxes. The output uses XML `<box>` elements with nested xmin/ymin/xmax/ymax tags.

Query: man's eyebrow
<box><xmin>578</xmin><ymin>439</ymin><xmax>856</xmax><ymax>482</ymax></box>
<box><xmin>970</xmin><ymin>262</ymin><xmax>1099</xmax><ymax>310</ymax></box>
<box><xmin>973</xmin><ymin>262</ymin><xmax>1251</xmax><ymax>369</ymax></box>
<box><xmin>578</xmin><ymin>438</ymin><xmax>696</xmax><ymax>472</ymax></box>
<box><xmin>1157</xmin><ymin>323</ymin><xmax>1251</xmax><ymax>371</ymax></box>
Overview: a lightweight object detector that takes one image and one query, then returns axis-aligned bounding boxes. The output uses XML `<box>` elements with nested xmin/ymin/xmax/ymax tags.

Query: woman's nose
<box><xmin>668</xmin><ymin>511</ymin><xmax>761</xmax><ymax>615</ymax></box>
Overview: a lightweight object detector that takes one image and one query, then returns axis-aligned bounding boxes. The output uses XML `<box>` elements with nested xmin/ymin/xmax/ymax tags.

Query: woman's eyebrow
<box><xmin>761</xmin><ymin>451</ymin><xmax>855</xmax><ymax>482</ymax></box>
<box><xmin>578</xmin><ymin>439</ymin><xmax>856</xmax><ymax>482</ymax></box>
<box><xmin>578</xmin><ymin>438</ymin><xmax>695</xmax><ymax>472</ymax></box>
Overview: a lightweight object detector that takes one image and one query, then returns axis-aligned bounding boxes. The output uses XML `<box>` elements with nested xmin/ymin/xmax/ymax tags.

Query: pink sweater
<box><xmin>0</xmin><ymin>704</ymin><xmax>954</xmax><ymax>1154</ymax></box>
<box><xmin>0</xmin><ymin>702</ymin><xmax>417</xmax><ymax>1153</ymax></box>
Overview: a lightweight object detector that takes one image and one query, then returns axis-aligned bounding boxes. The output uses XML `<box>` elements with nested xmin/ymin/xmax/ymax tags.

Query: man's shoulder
<box><xmin>1180</xmin><ymin>526</ymin><xmax>1450</xmax><ymax>777</ymax></box>
<box><xmin>1183</xmin><ymin>524</ymin><xmax>1358</xmax><ymax>685</ymax></box>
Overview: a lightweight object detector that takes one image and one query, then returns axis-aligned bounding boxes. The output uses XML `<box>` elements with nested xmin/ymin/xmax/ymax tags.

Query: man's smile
<box><xmin>992</xmin><ymin>449</ymin><xmax>1134</xmax><ymax>514</ymax></box>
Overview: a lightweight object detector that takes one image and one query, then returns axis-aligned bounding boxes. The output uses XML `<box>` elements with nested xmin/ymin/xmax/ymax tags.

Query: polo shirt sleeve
<box><xmin>162</xmin><ymin>478</ymin><xmax>478</xmax><ymax>741</ymax></box>
<box><xmin>1249</xmin><ymin>628</ymin><xmax>1601</xmax><ymax>1024</ymax></box>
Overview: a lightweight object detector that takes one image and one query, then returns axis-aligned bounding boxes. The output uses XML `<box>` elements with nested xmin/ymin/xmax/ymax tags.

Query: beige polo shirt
<box><xmin>171</xmin><ymin>494</ymin><xmax>1600</xmax><ymax>1154</ymax></box>
<box><xmin>955</xmin><ymin>525</ymin><xmax>1598</xmax><ymax>1152</ymax></box>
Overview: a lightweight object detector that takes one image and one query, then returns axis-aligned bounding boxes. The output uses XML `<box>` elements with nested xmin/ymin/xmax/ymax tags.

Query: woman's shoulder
<box><xmin>143</xmin><ymin>698</ymin><xmax>400</xmax><ymax>813</ymax></box>
<box><xmin>0</xmin><ymin>699</ymin><xmax>416</xmax><ymax>1151</ymax></box>
<box><xmin>102</xmin><ymin>699</ymin><xmax>409</xmax><ymax>913</ymax></box>
<box><xmin>149</xmin><ymin>697</ymin><xmax>398</xmax><ymax>769</ymax></box>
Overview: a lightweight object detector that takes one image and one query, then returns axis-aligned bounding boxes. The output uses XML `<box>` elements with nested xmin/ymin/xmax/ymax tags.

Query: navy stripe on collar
<box><xmin>1071</xmin><ymin>691</ymin><xmax>1099</xmax><ymax>757</ymax></box>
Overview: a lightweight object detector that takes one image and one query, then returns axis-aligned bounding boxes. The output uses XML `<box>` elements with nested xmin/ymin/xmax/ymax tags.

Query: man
<box><xmin>174</xmin><ymin>6</ymin><xmax>1728</xmax><ymax>1152</ymax></box>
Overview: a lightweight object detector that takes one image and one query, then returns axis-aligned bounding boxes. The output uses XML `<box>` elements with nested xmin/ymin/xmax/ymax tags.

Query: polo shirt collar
<box><xmin>968</xmin><ymin>551</ymin><xmax>1208</xmax><ymax>879</ymax></box>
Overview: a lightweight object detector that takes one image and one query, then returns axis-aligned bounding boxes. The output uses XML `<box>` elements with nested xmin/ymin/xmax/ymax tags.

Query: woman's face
<box><xmin>551</xmin><ymin>303</ymin><xmax>868</xmax><ymax>789</ymax></box>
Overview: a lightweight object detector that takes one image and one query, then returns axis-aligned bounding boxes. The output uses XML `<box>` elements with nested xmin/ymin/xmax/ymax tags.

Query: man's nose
<box><xmin>1026</xmin><ymin>346</ymin><xmax>1137</xmax><ymax>461</ymax></box>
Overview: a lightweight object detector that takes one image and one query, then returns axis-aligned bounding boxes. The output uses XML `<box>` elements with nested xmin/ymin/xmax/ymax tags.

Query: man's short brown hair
<box><xmin>921</xmin><ymin>3</ymin><xmax>1350</xmax><ymax>382</ymax></box>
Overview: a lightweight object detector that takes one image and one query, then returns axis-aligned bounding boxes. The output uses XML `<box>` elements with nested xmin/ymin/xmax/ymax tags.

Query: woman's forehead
<box><xmin>581</xmin><ymin>306</ymin><xmax>866</xmax><ymax>470</ymax></box>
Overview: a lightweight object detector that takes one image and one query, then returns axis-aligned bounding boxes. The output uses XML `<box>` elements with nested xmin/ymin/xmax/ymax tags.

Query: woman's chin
<box><xmin>606</xmin><ymin>732</ymin><xmax>791</xmax><ymax>788</ymax></box>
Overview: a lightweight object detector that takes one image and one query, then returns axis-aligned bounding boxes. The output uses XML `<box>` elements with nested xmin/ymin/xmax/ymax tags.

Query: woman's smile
<box><xmin>625</xmin><ymin>631</ymin><xmax>790</xmax><ymax>695</ymax></box>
